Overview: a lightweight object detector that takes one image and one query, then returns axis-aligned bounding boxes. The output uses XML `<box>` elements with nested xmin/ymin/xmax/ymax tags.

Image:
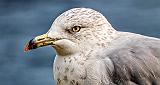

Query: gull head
<box><xmin>24</xmin><ymin>8</ymin><xmax>116</xmax><ymax>56</ymax></box>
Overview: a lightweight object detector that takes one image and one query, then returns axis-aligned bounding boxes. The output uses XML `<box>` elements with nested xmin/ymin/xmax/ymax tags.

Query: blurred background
<box><xmin>0</xmin><ymin>0</ymin><xmax>160</xmax><ymax>85</ymax></box>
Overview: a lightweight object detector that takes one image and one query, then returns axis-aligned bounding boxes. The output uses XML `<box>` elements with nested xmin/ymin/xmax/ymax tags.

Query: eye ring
<box><xmin>71</xmin><ymin>26</ymin><xmax>81</xmax><ymax>32</ymax></box>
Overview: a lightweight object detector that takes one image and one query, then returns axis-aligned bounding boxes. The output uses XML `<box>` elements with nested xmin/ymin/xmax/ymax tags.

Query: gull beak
<box><xmin>24</xmin><ymin>34</ymin><xmax>54</xmax><ymax>52</ymax></box>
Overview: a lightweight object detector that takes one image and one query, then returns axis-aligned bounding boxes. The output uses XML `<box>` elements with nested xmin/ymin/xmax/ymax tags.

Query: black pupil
<box><xmin>74</xmin><ymin>27</ymin><xmax>78</xmax><ymax>30</ymax></box>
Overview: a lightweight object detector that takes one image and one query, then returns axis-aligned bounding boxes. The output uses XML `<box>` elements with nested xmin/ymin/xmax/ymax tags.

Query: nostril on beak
<box><xmin>37</xmin><ymin>38</ymin><xmax>45</xmax><ymax>41</ymax></box>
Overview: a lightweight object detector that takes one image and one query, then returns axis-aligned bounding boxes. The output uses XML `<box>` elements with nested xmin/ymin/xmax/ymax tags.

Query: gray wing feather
<box><xmin>105</xmin><ymin>34</ymin><xmax>160</xmax><ymax>85</ymax></box>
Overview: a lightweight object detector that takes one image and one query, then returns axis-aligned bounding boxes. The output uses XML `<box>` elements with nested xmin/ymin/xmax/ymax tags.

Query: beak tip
<box><xmin>24</xmin><ymin>43</ymin><xmax>30</xmax><ymax>52</ymax></box>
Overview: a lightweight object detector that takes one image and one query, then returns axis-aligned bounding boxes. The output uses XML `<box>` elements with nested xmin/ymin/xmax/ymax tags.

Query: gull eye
<box><xmin>71</xmin><ymin>26</ymin><xmax>81</xmax><ymax>32</ymax></box>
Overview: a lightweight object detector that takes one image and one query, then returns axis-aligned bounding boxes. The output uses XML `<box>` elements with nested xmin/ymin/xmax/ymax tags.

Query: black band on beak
<box><xmin>24</xmin><ymin>34</ymin><xmax>54</xmax><ymax>52</ymax></box>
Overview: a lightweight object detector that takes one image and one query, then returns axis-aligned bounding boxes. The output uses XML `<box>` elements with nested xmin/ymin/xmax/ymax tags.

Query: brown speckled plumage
<box><xmin>36</xmin><ymin>8</ymin><xmax>160</xmax><ymax>85</ymax></box>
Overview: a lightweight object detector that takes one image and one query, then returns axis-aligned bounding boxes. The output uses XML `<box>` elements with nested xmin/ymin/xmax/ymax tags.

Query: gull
<box><xmin>24</xmin><ymin>8</ymin><xmax>160</xmax><ymax>85</ymax></box>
